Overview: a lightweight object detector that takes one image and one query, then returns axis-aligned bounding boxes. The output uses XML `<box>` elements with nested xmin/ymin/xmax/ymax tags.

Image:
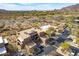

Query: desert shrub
<box><xmin>6</xmin><ymin>43</ymin><xmax>18</xmax><ymax>53</ymax></box>
<box><xmin>46</xmin><ymin>27</ymin><xmax>54</xmax><ymax>37</ymax></box>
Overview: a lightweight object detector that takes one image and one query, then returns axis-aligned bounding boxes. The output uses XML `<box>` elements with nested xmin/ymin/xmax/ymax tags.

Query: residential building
<box><xmin>0</xmin><ymin>37</ymin><xmax>8</xmax><ymax>55</ymax></box>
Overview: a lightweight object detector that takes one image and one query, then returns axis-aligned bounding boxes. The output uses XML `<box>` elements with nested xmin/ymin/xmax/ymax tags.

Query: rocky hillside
<box><xmin>61</xmin><ymin>4</ymin><xmax>79</xmax><ymax>11</ymax></box>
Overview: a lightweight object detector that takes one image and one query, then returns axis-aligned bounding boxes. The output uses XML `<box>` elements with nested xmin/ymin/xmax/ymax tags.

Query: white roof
<box><xmin>0</xmin><ymin>37</ymin><xmax>3</xmax><ymax>43</ymax></box>
<box><xmin>68</xmin><ymin>35</ymin><xmax>76</xmax><ymax>39</ymax></box>
<box><xmin>40</xmin><ymin>25</ymin><xmax>51</xmax><ymax>31</ymax></box>
<box><xmin>3</xmin><ymin>38</ymin><xmax>8</xmax><ymax>44</ymax></box>
<box><xmin>70</xmin><ymin>52</ymin><xmax>74</xmax><ymax>56</ymax></box>
<box><xmin>18</xmin><ymin>37</ymin><xmax>24</xmax><ymax>43</ymax></box>
<box><xmin>74</xmin><ymin>19</ymin><xmax>79</xmax><ymax>21</ymax></box>
<box><xmin>0</xmin><ymin>47</ymin><xmax>6</xmax><ymax>54</ymax></box>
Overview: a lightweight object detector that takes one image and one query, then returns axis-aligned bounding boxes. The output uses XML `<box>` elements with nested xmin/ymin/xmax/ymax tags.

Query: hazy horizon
<box><xmin>0</xmin><ymin>3</ymin><xmax>77</xmax><ymax>11</ymax></box>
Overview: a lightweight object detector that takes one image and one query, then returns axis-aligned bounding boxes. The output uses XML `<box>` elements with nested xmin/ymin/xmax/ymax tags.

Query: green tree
<box><xmin>60</xmin><ymin>42</ymin><xmax>70</xmax><ymax>49</ymax></box>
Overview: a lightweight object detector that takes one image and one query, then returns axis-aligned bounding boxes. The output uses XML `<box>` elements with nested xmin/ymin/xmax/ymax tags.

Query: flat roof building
<box><xmin>0</xmin><ymin>37</ymin><xmax>8</xmax><ymax>55</ymax></box>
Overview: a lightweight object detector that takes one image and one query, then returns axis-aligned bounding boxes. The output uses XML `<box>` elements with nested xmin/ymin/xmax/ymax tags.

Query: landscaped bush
<box><xmin>46</xmin><ymin>27</ymin><xmax>54</xmax><ymax>37</ymax></box>
<box><xmin>60</xmin><ymin>42</ymin><xmax>70</xmax><ymax>49</ymax></box>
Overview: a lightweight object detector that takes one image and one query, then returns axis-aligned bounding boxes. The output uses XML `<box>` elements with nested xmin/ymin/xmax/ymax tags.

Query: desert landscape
<box><xmin>0</xmin><ymin>3</ymin><xmax>79</xmax><ymax>56</ymax></box>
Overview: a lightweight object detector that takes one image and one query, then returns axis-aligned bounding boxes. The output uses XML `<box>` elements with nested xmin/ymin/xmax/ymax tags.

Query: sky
<box><xmin>0</xmin><ymin>3</ymin><xmax>77</xmax><ymax>11</ymax></box>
